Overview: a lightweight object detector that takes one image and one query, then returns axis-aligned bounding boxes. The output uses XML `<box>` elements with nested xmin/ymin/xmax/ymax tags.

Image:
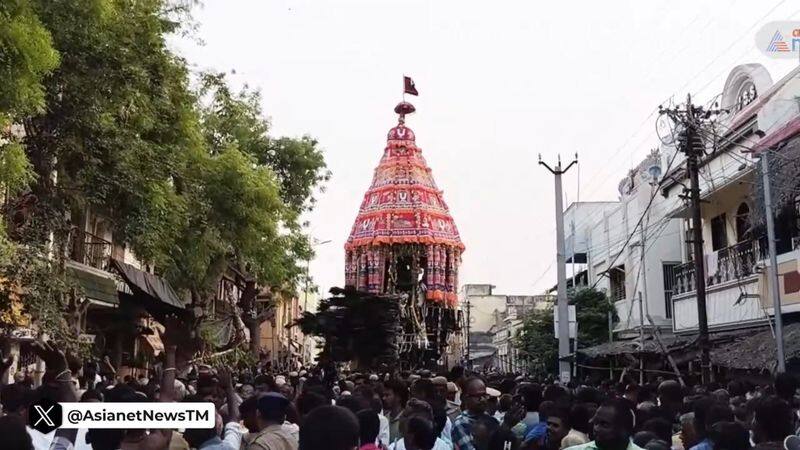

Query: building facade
<box><xmin>1</xmin><ymin>205</ymin><xmax>177</xmax><ymax>383</ymax></box>
<box><xmin>489</xmin><ymin>295</ymin><xmax>555</xmax><ymax>373</ymax></box>
<box><xmin>260</xmin><ymin>293</ymin><xmax>305</xmax><ymax>371</ymax></box>
<box><xmin>564</xmin><ymin>153</ymin><xmax>683</xmax><ymax>339</ymax></box>
<box><xmin>461</xmin><ymin>283</ymin><xmax>554</xmax><ymax>372</ymax></box>
<box><xmin>564</xmin><ymin>63</ymin><xmax>800</xmax><ymax>365</ymax></box>
<box><xmin>664</xmin><ymin>64</ymin><xmax>800</xmax><ymax>335</ymax></box>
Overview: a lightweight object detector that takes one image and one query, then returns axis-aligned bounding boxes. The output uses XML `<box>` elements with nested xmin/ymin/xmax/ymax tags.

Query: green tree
<box><xmin>514</xmin><ymin>307</ymin><xmax>558</xmax><ymax>375</ymax></box>
<box><xmin>196</xmin><ymin>72</ymin><xmax>329</xmax><ymax>216</ymax></box>
<box><xmin>0</xmin><ymin>0</ymin><xmax>60</xmax><ymax>335</ymax></box>
<box><xmin>3</xmin><ymin>0</ymin><xmax>204</xmax><ymax>346</ymax></box>
<box><xmin>161</xmin><ymin>72</ymin><xmax>328</xmax><ymax>356</ymax></box>
<box><xmin>0</xmin><ymin>0</ymin><xmax>59</xmax><ymax>124</ymax></box>
<box><xmin>0</xmin><ymin>0</ymin><xmax>327</xmax><ymax>360</ymax></box>
<box><xmin>23</xmin><ymin>0</ymin><xmax>202</xmax><ymax>236</ymax></box>
<box><xmin>572</xmin><ymin>287</ymin><xmax>617</xmax><ymax>347</ymax></box>
<box><xmin>514</xmin><ymin>287</ymin><xmax>617</xmax><ymax>376</ymax></box>
<box><xmin>0</xmin><ymin>0</ymin><xmax>58</xmax><ymax>230</ymax></box>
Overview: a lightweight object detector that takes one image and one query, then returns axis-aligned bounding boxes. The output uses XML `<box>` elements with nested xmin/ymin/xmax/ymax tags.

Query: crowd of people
<box><xmin>0</xmin><ymin>342</ymin><xmax>799</xmax><ymax>450</ymax></box>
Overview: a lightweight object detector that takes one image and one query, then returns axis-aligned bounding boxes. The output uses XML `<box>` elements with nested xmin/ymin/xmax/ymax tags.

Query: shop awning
<box><xmin>111</xmin><ymin>259</ymin><xmax>185</xmax><ymax>321</ymax></box>
<box><xmin>468</xmin><ymin>349</ymin><xmax>496</xmax><ymax>361</ymax></box>
<box><xmin>711</xmin><ymin>322</ymin><xmax>800</xmax><ymax>372</ymax></box>
<box><xmin>68</xmin><ymin>265</ymin><xmax>118</xmax><ymax>306</ymax></box>
<box><xmin>577</xmin><ymin>335</ymin><xmax>689</xmax><ymax>358</ymax></box>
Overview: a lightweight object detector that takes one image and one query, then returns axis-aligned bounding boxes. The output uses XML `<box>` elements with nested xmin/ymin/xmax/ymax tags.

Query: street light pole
<box><xmin>539</xmin><ymin>153</ymin><xmax>578</xmax><ymax>383</ymax></box>
<box><xmin>761</xmin><ymin>152</ymin><xmax>786</xmax><ymax>373</ymax></box>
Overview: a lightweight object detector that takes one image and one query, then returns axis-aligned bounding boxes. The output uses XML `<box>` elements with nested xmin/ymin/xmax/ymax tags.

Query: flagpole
<box><xmin>402</xmin><ymin>74</ymin><xmax>406</xmax><ymax>102</ymax></box>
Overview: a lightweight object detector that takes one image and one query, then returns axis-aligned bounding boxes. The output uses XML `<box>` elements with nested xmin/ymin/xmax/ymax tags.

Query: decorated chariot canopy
<box><xmin>345</xmin><ymin>101</ymin><xmax>464</xmax><ymax>306</ymax></box>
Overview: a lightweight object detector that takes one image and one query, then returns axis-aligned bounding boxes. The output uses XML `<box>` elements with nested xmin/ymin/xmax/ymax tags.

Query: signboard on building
<box><xmin>10</xmin><ymin>328</ymin><xmax>35</xmax><ymax>340</ymax></box>
<box><xmin>553</xmin><ymin>305</ymin><xmax>577</xmax><ymax>338</ymax></box>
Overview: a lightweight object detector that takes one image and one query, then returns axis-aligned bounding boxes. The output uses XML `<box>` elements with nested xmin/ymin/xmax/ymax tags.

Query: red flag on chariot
<box><xmin>403</xmin><ymin>76</ymin><xmax>418</xmax><ymax>96</ymax></box>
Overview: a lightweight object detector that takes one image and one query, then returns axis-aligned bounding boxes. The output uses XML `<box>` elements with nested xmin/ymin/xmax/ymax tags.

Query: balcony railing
<box><xmin>69</xmin><ymin>230</ymin><xmax>113</xmax><ymax>271</ymax></box>
<box><xmin>674</xmin><ymin>238</ymin><xmax>766</xmax><ymax>295</ymax></box>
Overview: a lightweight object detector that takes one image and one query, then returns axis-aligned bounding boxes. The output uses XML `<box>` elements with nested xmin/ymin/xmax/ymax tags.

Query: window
<box><xmin>735</xmin><ymin>203</ymin><xmax>751</xmax><ymax>243</ymax></box>
<box><xmin>711</xmin><ymin>214</ymin><xmax>728</xmax><ymax>251</ymax></box>
<box><xmin>662</xmin><ymin>263</ymin><xmax>678</xmax><ymax>319</ymax></box>
<box><xmin>609</xmin><ymin>265</ymin><xmax>626</xmax><ymax>302</ymax></box>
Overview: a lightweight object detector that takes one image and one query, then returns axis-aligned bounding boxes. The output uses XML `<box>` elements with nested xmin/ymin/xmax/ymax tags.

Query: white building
<box><xmin>564</xmin><ymin>151</ymin><xmax>683</xmax><ymax>339</ymax></box>
<box><xmin>567</xmin><ymin>63</ymin><xmax>800</xmax><ymax>350</ymax></box>
<box><xmin>663</xmin><ymin>64</ymin><xmax>800</xmax><ymax>335</ymax></box>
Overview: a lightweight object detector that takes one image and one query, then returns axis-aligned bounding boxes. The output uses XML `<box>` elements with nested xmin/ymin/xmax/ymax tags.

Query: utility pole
<box><xmin>686</xmin><ymin>108</ymin><xmax>711</xmax><ymax>385</ymax></box>
<box><xmin>603</xmin><ymin>211</ymin><xmax>614</xmax><ymax>349</ymax></box>
<box><xmin>761</xmin><ymin>151</ymin><xmax>786</xmax><ymax>372</ymax></box>
<box><xmin>638</xmin><ymin>291</ymin><xmax>645</xmax><ymax>384</ymax></box>
<box><xmin>539</xmin><ymin>153</ymin><xmax>578</xmax><ymax>383</ymax></box>
<box><xmin>660</xmin><ymin>94</ymin><xmax>713</xmax><ymax>384</ymax></box>
<box><xmin>571</xmin><ymin>220</ymin><xmax>577</xmax><ymax>289</ymax></box>
<box><xmin>464</xmin><ymin>292</ymin><xmax>472</xmax><ymax>369</ymax></box>
<box><xmin>637</xmin><ymin>179</ymin><xmax>656</xmax><ymax>385</ymax></box>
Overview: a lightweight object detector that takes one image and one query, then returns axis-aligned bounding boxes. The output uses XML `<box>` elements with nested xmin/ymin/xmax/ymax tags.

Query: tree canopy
<box><xmin>514</xmin><ymin>287</ymin><xmax>617</xmax><ymax>376</ymax></box>
<box><xmin>0</xmin><ymin>0</ymin><xmax>59</xmax><ymax>125</ymax></box>
<box><xmin>0</xmin><ymin>0</ymin><xmax>329</xmax><ymax>355</ymax></box>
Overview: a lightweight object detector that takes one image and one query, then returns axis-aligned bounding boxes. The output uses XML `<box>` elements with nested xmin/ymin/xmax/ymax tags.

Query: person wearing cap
<box><xmin>485</xmin><ymin>387</ymin><xmax>501</xmax><ymax>418</ymax></box>
<box><xmin>245</xmin><ymin>392</ymin><xmax>299</xmax><ymax>450</ymax></box>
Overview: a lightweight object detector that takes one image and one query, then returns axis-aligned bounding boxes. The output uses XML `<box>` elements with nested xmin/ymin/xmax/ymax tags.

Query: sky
<box><xmin>172</xmin><ymin>0</ymin><xmax>800</xmax><ymax>297</ymax></box>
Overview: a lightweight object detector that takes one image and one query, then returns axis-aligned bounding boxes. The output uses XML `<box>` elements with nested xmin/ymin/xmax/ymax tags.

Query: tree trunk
<box><xmin>247</xmin><ymin>318</ymin><xmax>261</xmax><ymax>356</ymax></box>
<box><xmin>238</xmin><ymin>278</ymin><xmax>262</xmax><ymax>358</ymax></box>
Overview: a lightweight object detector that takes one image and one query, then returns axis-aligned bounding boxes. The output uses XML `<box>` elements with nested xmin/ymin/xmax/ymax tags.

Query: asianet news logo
<box><xmin>756</xmin><ymin>22</ymin><xmax>800</xmax><ymax>58</ymax></box>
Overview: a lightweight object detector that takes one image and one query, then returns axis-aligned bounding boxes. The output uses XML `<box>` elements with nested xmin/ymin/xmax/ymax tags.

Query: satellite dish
<box><xmin>646</xmin><ymin>164</ymin><xmax>662</xmax><ymax>183</ymax></box>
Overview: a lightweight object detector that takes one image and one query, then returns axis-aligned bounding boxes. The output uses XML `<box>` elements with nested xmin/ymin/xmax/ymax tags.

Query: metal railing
<box><xmin>69</xmin><ymin>230</ymin><xmax>113</xmax><ymax>271</ymax></box>
<box><xmin>674</xmin><ymin>238</ymin><xmax>766</xmax><ymax>294</ymax></box>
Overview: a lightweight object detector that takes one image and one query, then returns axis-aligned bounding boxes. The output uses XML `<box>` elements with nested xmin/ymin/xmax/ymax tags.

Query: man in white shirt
<box><xmin>378</xmin><ymin>411</ymin><xmax>391</xmax><ymax>446</ymax></box>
